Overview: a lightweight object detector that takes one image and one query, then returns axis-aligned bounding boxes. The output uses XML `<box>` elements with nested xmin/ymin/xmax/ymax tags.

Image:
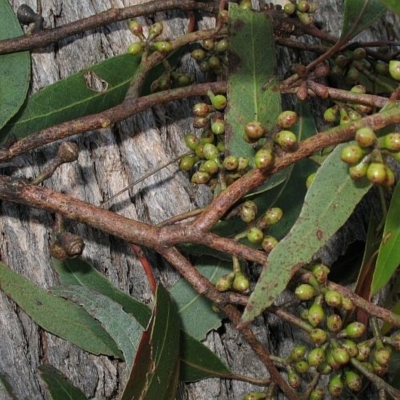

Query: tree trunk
<box><xmin>0</xmin><ymin>1</ymin><xmax>398</xmax><ymax>399</ymax></box>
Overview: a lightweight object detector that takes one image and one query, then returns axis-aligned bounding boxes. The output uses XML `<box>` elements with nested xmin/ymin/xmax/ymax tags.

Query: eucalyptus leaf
<box><xmin>51</xmin><ymin>285</ymin><xmax>143</xmax><ymax>369</ymax></box>
<box><xmin>121</xmin><ymin>285</ymin><xmax>180</xmax><ymax>400</ymax></box>
<box><xmin>225</xmin><ymin>3</ymin><xmax>281</xmax><ymax>166</ymax></box>
<box><xmin>241</xmin><ymin>144</ymin><xmax>372</xmax><ymax>324</ymax></box>
<box><xmin>1</xmin><ymin>54</ymin><xmax>141</xmax><ymax>142</ymax></box>
<box><xmin>38</xmin><ymin>365</ymin><xmax>88</xmax><ymax>400</ymax></box>
<box><xmin>0</xmin><ymin>262</ymin><xmax>121</xmax><ymax>357</ymax></box>
<box><xmin>372</xmin><ymin>181</ymin><xmax>400</xmax><ymax>295</ymax></box>
<box><xmin>0</xmin><ymin>0</ymin><xmax>30</xmax><ymax>131</ymax></box>
<box><xmin>341</xmin><ymin>0</ymin><xmax>386</xmax><ymax>40</ymax></box>
<box><xmin>380</xmin><ymin>0</ymin><xmax>400</xmax><ymax>16</ymax></box>
<box><xmin>170</xmin><ymin>258</ymin><xmax>230</xmax><ymax>340</ymax></box>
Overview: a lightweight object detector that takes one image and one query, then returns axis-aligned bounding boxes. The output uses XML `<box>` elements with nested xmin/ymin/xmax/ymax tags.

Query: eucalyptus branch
<box><xmin>157</xmin><ymin>246</ymin><xmax>298</xmax><ymax>400</ymax></box>
<box><xmin>190</xmin><ymin>104</ymin><xmax>400</xmax><ymax>232</ymax></box>
<box><xmin>0</xmin><ymin>0</ymin><xmax>218</xmax><ymax>55</ymax></box>
<box><xmin>0</xmin><ymin>81</ymin><xmax>227</xmax><ymax>163</ymax></box>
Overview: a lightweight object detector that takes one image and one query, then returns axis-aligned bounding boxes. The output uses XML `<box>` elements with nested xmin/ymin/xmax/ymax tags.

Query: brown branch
<box><xmin>0</xmin><ymin>81</ymin><xmax>227</xmax><ymax>163</ymax></box>
<box><xmin>190</xmin><ymin>105</ymin><xmax>400</xmax><ymax>232</ymax></box>
<box><xmin>157</xmin><ymin>246</ymin><xmax>299</xmax><ymax>400</ymax></box>
<box><xmin>0</xmin><ymin>0</ymin><xmax>218</xmax><ymax>55</ymax></box>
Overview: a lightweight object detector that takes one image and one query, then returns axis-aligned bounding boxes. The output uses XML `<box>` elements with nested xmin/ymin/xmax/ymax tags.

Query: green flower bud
<box><xmin>378</xmin><ymin>133</ymin><xmax>400</xmax><ymax>151</ymax></box>
<box><xmin>307</xmin><ymin>303</ymin><xmax>325</xmax><ymax>327</ymax></box>
<box><xmin>179</xmin><ymin>155</ymin><xmax>197</xmax><ymax>171</ymax></box>
<box><xmin>289</xmin><ymin>345</ymin><xmax>307</xmax><ymax>361</ymax></box>
<box><xmin>203</xmin><ymin>143</ymin><xmax>219</xmax><ymax>160</ymax></box>
<box><xmin>356</xmin><ymin>342</ymin><xmax>371</xmax><ymax>361</ymax></box>
<box><xmin>215</xmin><ymin>273</ymin><xmax>235</xmax><ymax>291</ymax></box>
<box><xmin>294</xmin><ymin>360</ymin><xmax>310</xmax><ymax>374</ymax></box>
<box><xmin>247</xmin><ymin>227</ymin><xmax>264</xmax><ymax>244</ymax></box>
<box><xmin>263</xmin><ymin>207</ymin><xmax>283</xmax><ymax>225</ymax></box>
<box><xmin>274</xmin><ymin>130</ymin><xmax>298</xmax><ymax>152</ymax></box>
<box><xmin>344</xmin><ymin>322</ymin><xmax>366</xmax><ymax>338</ymax></box>
<box><xmin>341</xmin><ymin>339</ymin><xmax>358</xmax><ymax>358</ymax></box>
<box><xmin>152</xmin><ymin>41</ymin><xmax>172</xmax><ymax>53</ymax></box>
<box><xmin>331</xmin><ymin>347</ymin><xmax>350</xmax><ymax>365</ymax></box>
<box><xmin>191</xmin><ymin>171</ymin><xmax>210</xmax><ymax>184</ymax></box>
<box><xmin>232</xmin><ymin>272</ymin><xmax>250</xmax><ymax>292</ymax></box>
<box><xmin>389</xmin><ymin>60</ymin><xmax>400</xmax><ymax>80</ymax></box>
<box><xmin>201</xmin><ymin>38</ymin><xmax>214</xmax><ymax>51</ymax></box>
<box><xmin>326</xmin><ymin>314</ymin><xmax>343</xmax><ymax>332</ymax></box>
<box><xmin>288</xmin><ymin>369</ymin><xmax>301</xmax><ymax>389</ymax></box>
<box><xmin>340</xmin><ymin>144</ymin><xmax>368</xmax><ymax>165</ymax></box>
<box><xmin>240</xmin><ymin>201</ymin><xmax>257</xmax><ymax>223</ymax></box>
<box><xmin>211</xmin><ymin>121</ymin><xmax>225</xmax><ymax>135</ymax></box>
<box><xmin>193</xmin><ymin>103</ymin><xmax>213</xmax><ymax>117</ymax></box>
<box><xmin>210</xmin><ymin>94</ymin><xmax>227</xmax><ymax>110</ymax></box>
<box><xmin>148</xmin><ymin>22</ymin><xmax>163</xmax><ymax>40</ymax></box>
<box><xmin>310</xmin><ymin>263</ymin><xmax>330</xmax><ymax>284</ymax></box>
<box><xmin>184</xmin><ymin>133</ymin><xmax>200</xmax><ymax>150</ymax></box>
<box><xmin>309</xmin><ymin>388</ymin><xmax>324</xmax><ymax>400</ymax></box>
<box><xmin>284</xmin><ymin>2</ymin><xmax>296</xmax><ymax>15</ymax></box>
<box><xmin>374</xmin><ymin>346</ymin><xmax>392</xmax><ymax>366</ymax></box>
<box><xmin>243</xmin><ymin>392</ymin><xmax>267</xmax><ymax>400</ymax></box>
<box><xmin>191</xmin><ymin>48</ymin><xmax>206</xmax><ymax>61</ymax></box>
<box><xmin>324</xmin><ymin>290</ymin><xmax>342</xmax><ymax>308</ymax></box>
<box><xmin>349</xmin><ymin>158</ymin><xmax>370</xmax><ymax>180</ymax></box>
<box><xmin>254</xmin><ymin>148</ymin><xmax>274</xmax><ymax>169</ymax></box>
<box><xmin>261</xmin><ymin>236</ymin><xmax>278</xmax><ymax>253</ymax></box>
<box><xmin>277</xmin><ymin>110</ymin><xmax>297</xmax><ymax>128</ymax></box>
<box><xmin>355</xmin><ymin>127</ymin><xmax>376</xmax><ymax>147</ymax></box>
<box><xmin>223</xmin><ymin>155</ymin><xmax>239</xmax><ymax>171</ymax></box>
<box><xmin>307</xmin><ymin>347</ymin><xmax>326</xmax><ymax>367</ymax></box>
<box><xmin>127</xmin><ymin>42</ymin><xmax>144</xmax><ymax>56</ymax></box>
<box><xmin>310</xmin><ymin>328</ymin><xmax>328</xmax><ymax>345</ymax></box>
<box><xmin>341</xmin><ymin>297</ymin><xmax>354</xmax><ymax>312</ymax></box>
<box><xmin>245</xmin><ymin>121</ymin><xmax>265</xmax><ymax>140</ymax></box>
<box><xmin>323</xmin><ymin>106</ymin><xmax>339</xmax><ymax>123</ymax></box>
<box><xmin>367</xmin><ymin>162</ymin><xmax>387</xmax><ymax>185</ymax></box>
<box><xmin>295</xmin><ymin>284</ymin><xmax>317</xmax><ymax>301</ymax></box>
<box><xmin>344</xmin><ymin>369</ymin><xmax>362</xmax><ymax>392</ymax></box>
<box><xmin>215</xmin><ymin>38</ymin><xmax>229</xmax><ymax>53</ymax></box>
<box><xmin>329</xmin><ymin>373</ymin><xmax>344</xmax><ymax>397</ymax></box>
<box><xmin>202</xmin><ymin>159</ymin><xmax>219</xmax><ymax>175</ymax></box>
<box><xmin>237</xmin><ymin>157</ymin><xmax>250</xmax><ymax>170</ymax></box>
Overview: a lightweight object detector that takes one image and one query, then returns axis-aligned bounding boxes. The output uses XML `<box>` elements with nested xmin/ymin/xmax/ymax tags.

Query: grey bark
<box><xmin>0</xmin><ymin>1</ymin><xmax>398</xmax><ymax>400</ymax></box>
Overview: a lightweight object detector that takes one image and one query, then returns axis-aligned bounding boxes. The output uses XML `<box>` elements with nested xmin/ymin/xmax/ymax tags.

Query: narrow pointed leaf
<box><xmin>0</xmin><ymin>262</ymin><xmax>121</xmax><ymax>357</ymax></box>
<box><xmin>52</xmin><ymin>257</ymin><xmax>231</xmax><ymax>381</ymax></box>
<box><xmin>52</xmin><ymin>258</ymin><xmax>151</xmax><ymax>327</ymax></box>
<box><xmin>0</xmin><ymin>0</ymin><xmax>30</xmax><ymax>131</ymax></box>
<box><xmin>51</xmin><ymin>285</ymin><xmax>143</xmax><ymax>368</ymax></box>
<box><xmin>179</xmin><ymin>332</ymin><xmax>231</xmax><ymax>382</ymax></box>
<box><xmin>380</xmin><ymin>0</ymin><xmax>400</xmax><ymax>16</ymax></box>
<box><xmin>225</xmin><ymin>4</ymin><xmax>280</xmax><ymax>165</ymax></box>
<box><xmin>169</xmin><ymin>258</ymin><xmax>230</xmax><ymax>340</ymax></box>
<box><xmin>1</xmin><ymin>54</ymin><xmax>141</xmax><ymax>141</ymax></box>
<box><xmin>0</xmin><ymin>372</ymin><xmax>17</xmax><ymax>400</ymax></box>
<box><xmin>372</xmin><ymin>181</ymin><xmax>400</xmax><ymax>295</ymax></box>
<box><xmin>341</xmin><ymin>0</ymin><xmax>386</xmax><ymax>40</ymax></box>
<box><xmin>121</xmin><ymin>285</ymin><xmax>180</xmax><ymax>400</ymax></box>
<box><xmin>241</xmin><ymin>144</ymin><xmax>372</xmax><ymax>324</ymax></box>
<box><xmin>38</xmin><ymin>365</ymin><xmax>88</xmax><ymax>400</ymax></box>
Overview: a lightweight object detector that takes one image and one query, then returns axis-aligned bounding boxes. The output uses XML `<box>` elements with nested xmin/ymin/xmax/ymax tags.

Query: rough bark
<box><xmin>0</xmin><ymin>1</ymin><xmax>398</xmax><ymax>400</ymax></box>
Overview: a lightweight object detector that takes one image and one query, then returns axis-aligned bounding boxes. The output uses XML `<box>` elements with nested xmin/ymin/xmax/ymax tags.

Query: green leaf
<box><xmin>372</xmin><ymin>181</ymin><xmax>400</xmax><ymax>295</ymax></box>
<box><xmin>38</xmin><ymin>365</ymin><xmax>88</xmax><ymax>400</ymax></box>
<box><xmin>51</xmin><ymin>285</ymin><xmax>143</xmax><ymax>369</ymax></box>
<box><xmin>0</xmin><ymin>372</ymin><xmax>17</xmax><ymax>400</ymax></box>
<box><xmin>52</xmin><ymin>258</ymin><xmax>232</xmax><ymax>382</ymax></box>
<box><xmin>179</xmin><ymin>332</ymin><xmax>231</xmax><ymax>382</ymax></box>
<box><xmin>1</xmin><ymin>54</ymin><xmax>141</xmax><ymax>142</ymax></box>
<box><xmin>225</xmin><ymin>4</ymin><xmax>281</xmax><ymax>165</ymax></box>
<box><xmin>121</xmin><ymin>285</ymin><xmax>180</xmax><ymax>400</ymax></box>
<box><xmin>380</xmin><ymin>0</ymin><xmax>400</xmax><ymax>16</ymax></box>
<box><xmin>170</xmin><ymin>258</ymin><xmax>230</xmax><ymax>340</ymax></box>
<box><xmin>341</xmin><ymin>0</ymin><xmax>386</xmax><ymax>40</ymax></box>
<box><xmin>0</xmin><ymin>0</ymin><xmax>30</xmax><ymax>131</ymax></box>
<box><xmin>241</xmin><ymin>144</ymin><xmax>372</xmax><ymax>324</ymax></box>
<box><xmin>52</xmin><ymin>258</ymin><xmax>151</xmax><ymax>327</ymax></box>
<box><xmin>0</xmin><ymin>262</ymin><xmax>121</xmax><ymax>357</ymax></box>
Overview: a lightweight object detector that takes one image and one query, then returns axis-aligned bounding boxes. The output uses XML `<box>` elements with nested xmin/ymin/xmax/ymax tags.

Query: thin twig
<box><xmin>0</xmin><ymin>0</ymin><xmax>218</xmax><ymax>55</ymax></box>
